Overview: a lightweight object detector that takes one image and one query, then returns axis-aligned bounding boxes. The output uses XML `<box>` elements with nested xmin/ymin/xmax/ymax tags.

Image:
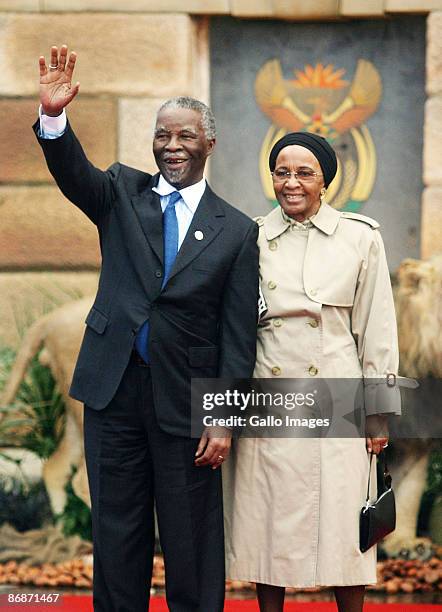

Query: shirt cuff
<box><xmin>39</xmin><ymin>105</ymin><xmax>67</xmax><ymax>139</ymax></box>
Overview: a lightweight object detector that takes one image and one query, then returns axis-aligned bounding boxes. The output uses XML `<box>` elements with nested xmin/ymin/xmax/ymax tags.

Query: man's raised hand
<box><xmin>39</xmin><ymin>45</ymin><xmax>80</xmax><ymax>117</ymax></box>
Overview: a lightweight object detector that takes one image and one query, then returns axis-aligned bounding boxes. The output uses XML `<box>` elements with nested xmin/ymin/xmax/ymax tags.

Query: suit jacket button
<box><xmin>155</xmin><ymin>270</ymin><xmax>162</xmax><ymax>278</ymax></box>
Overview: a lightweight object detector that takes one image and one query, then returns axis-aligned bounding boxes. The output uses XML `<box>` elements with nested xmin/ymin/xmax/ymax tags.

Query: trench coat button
<box><xmin>273</xmin><ymin>318</ymin><xmax>283</xmax><ymax>327</ymax></box>
<box><xmin>268</xmin><ymin>280</ymin><xmax>277</xmax><ymax>290</ymax></box>
<box><xmin>271</xmin><ymin>366</ymin><xmax>281</xmax><ymax>376</ymax></box>
<box><xmin>309</xmin><ymin>365</ymin><xmax>319</xmax><ymax>376</ymax></box>
<box><xmin>310</xmin><ymin>289</ymin><xmax>317</xmax><ymax>296</ymax></box>
<box><xmin>269</xmin><ymin>241</ymin><xmax>278</xmax><ymax>251</ymax></box>
<box><xmin>155</xmin><ymin>270</ymin><xmax>162</xmax><ymax>278</ymax></box>
<box><xmin>308</xmin><ymin>319</ymin><xmax>318</xmax><ymax>328</ymax></box>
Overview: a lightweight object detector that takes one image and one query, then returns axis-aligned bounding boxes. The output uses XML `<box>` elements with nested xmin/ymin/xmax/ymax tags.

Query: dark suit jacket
<box><xmin>33</xmin><ymin>120</ymin><xmax>259</xmax><ymax>436</ymax></box>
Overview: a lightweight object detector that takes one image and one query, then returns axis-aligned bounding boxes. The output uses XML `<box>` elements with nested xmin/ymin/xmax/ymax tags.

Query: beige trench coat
<box><xmin>224</xmin><ymin>203</ymin><xmax>400</xmax><ymax>587</ymax></box>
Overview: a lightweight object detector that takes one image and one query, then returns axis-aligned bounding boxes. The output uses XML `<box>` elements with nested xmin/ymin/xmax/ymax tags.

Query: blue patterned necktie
<box><xmin>161</xmin><ymin>191</ymin><xmax>180</xmax><ymax>288</ymax></box>
<box><xmin>135</xmin><ymin>191</ymin><xmax>181</xmax><ymax>363</ymax></box>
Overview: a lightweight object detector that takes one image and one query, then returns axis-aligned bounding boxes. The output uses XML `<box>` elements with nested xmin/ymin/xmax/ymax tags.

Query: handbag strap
<box><xmin>366</xmin><ymin>452</ymin><xmax>374</xmax><ymax>503</ymax></box>
<box><xmin>383</xmin><ymin>452</ymin><xmax>392</xmax><ymax>489</ymax></box>
<box><xmin>365</xmin><ymin>450</ymin><xmax>392</xmax><ymax>503</ymax></box>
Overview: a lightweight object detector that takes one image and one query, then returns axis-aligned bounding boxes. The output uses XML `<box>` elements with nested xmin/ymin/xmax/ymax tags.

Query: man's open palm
<box><xmin>39</xmin><ymin>45</ymin><xmax>80</xmax><ymax>116</ymax></box>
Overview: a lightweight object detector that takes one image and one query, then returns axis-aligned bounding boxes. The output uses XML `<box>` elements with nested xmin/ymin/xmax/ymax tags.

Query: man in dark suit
<box><xmin>34</xmin><ymin>45</ymin><xmax>259</xmax><ymax>612</ymax></box>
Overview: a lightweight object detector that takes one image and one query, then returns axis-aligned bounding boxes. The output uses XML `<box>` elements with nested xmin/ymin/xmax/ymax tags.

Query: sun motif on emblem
<box><xmin>255</xmin><ymin>60</ymin><xmax>382</xmax><ymax>211</ymax></box>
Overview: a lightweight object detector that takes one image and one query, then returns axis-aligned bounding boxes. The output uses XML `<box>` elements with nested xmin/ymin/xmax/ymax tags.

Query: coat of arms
<box><xmin>255</xmin><ymin>59</ymin><xmax>382</xmax><ymax>211</ymax></box>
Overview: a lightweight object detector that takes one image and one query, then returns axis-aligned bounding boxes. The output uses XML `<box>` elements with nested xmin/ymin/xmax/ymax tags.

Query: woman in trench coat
<box><xmin>224</xmin><ymin>132</ymin><xmax>400</xmax><ymax>612</ymax></box>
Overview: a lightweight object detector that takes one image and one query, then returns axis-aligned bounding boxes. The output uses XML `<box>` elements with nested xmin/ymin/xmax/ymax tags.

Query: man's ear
<box><xmin>207</xmin><ymin>139</ymin><xmax>216</xmax><ymax>156</ymax></box>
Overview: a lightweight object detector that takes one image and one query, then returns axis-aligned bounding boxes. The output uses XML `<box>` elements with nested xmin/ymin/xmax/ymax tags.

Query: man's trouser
<box><xmin>84</xmin><ymin>352</ymin><xmax>225</xmax><ymax>612</ymax></box>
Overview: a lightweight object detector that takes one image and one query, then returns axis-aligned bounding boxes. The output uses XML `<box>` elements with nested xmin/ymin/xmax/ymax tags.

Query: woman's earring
<box><xmin>320</xmin><ymin>188</ymin><xmax>326</xmax><ymax>202</ymax></box>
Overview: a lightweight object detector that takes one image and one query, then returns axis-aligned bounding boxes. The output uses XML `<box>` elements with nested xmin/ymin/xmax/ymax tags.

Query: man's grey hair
<box><xmin>157</xmin><ymin>97</ymin><xmax>217</xmax><ymax>141</ymax></box>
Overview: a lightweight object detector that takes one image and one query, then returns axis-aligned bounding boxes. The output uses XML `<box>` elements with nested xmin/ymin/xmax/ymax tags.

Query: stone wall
<box><xmin>3</xmin><ymin>0</ymin><xmax>441</xmax><ymax>17</ymax></box>
<box><xmin>0</xmin><ymin>1</ymin><xmax>440</xmax><ymax>346</ymax></box>
<box><xmin>0</xmin><ymin>11</ymin><xmax>209</xmax><ymax>271</ymax></box>
<box><xmin>423</xmin><ymin>11</ymin><xmax>442</xmax><ymax>259</ymax></box>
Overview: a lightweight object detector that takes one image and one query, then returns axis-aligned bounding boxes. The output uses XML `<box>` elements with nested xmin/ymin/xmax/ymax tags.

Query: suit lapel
<box><xmin>131</xmin><ymin>174</ymin><xmax>164</xmax><ymax>264</ymax></box>
<box><xmin>167</xmin><ymin>185</ymin><xmax>225</xmax><ymax>283</ymax></box>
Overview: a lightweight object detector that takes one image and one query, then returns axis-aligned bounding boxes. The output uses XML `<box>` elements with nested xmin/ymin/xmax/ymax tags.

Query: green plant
<box><xmin>0</xmin><ymin>344</ymin><xmax>91</xmax><ymax>541</ymax></box>
<box><xmin>0</xmin><ymin>346</ymin><xmax>16</xmax><ymax>394</ymax></box>
<box><xmin>427</xmin><ymin>443</ymin><xmax>442</xmax><ymax>495</ymax></box>
<box><xmin>0</xmin><ymin>354</ymin><xmax>65</xmax><ymax>459</ymax></box>
<box><xmin>418</xmin><ymin>442</ymin><xmax>442</xmax><ymax>535</ymax></box>
<box><xmin>56</xmin><ymin>470</ymin><xmax>92</xmax><ymax>542</ymax></box>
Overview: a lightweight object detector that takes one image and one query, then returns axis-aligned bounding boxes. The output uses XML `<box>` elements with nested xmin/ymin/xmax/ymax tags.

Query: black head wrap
<box><xmin>269</xmin><ymin>132</ymin><xmax>337</xmax><ymax>188</ymax></box>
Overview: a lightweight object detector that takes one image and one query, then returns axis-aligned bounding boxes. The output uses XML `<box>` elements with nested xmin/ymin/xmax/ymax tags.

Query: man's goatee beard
<box><xmin>167</xmin><ymin>169</ymin><xmax>183</xmax><ymax>184</ymax></box>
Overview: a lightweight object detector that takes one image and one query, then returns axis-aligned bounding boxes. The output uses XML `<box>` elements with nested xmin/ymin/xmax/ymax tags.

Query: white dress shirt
<box><xmin>39</xmin><ymin>108</ymin><xmax>206</xmax><ymax>248</ymax></box>
<box><xmin>152</xmin><ymin>175</ymin><xmax>205</xmax><ymax>249</ymax></box>
<box><xmin>39</xmin><ymin>105</ymin><xmax>67</xmax><ymax>139</ymax></box>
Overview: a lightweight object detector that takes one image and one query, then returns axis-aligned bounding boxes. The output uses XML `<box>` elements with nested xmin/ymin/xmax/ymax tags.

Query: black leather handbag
<box><xmin>359</xmin><ymin>451</ymin><xmax>396</xmax><ymax>553</ymax></box>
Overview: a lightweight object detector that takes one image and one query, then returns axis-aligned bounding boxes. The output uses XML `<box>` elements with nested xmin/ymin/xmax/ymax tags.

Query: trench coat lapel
<box><xmin>264</xmin><ymin>206</ymin><xmax>289</xmax><ymax>240</ymax></box>
<box><xmin>166</xmin><ymin>184</ymin><xmax>225</xmax><ymax>283</ymax></box>
<box><xmin>131</xmin><ymin>173</ymin><xmax>164</xmax><ymax>264</ymax></box>
<box><xmin>310</xmin><ymin>202</ymin><xmax>340</xmax><ymax>235</ymax></box>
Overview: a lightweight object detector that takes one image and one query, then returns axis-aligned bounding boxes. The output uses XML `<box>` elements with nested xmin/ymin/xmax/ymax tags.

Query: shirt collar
<box><xmin>264</xmin><ymin>202</ymin><xmax>340</xmax><ymax>240</ymax></box>
<box><xmin>281</xmin><ymin>207</ymin><xmax>315</xmax><ymax>229</ymax></box>
<box><xmin>153</xmin><ymin>175</ymin><xmax>206</xmax><ymax>214</ymax></box>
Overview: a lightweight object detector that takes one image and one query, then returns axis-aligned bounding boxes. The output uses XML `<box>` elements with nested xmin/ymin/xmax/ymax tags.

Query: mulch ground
<box><xmin>1</xmin><ymin>553</ymin><xmax>442</xmax><ymax>595</ymax></box>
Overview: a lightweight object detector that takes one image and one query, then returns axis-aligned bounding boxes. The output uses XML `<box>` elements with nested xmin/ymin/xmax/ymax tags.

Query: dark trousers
<box><xmin>84</xmin><ymin>353</ymin><xmax>225</xmax><ymax>612</ymax></box>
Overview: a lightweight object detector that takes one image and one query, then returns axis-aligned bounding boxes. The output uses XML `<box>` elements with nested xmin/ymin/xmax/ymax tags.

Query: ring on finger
<box><xmin>49</xmin><ymin>64</ymin><xmax>58</xmax><ymax>70</ymax></box>
<box><xmin>382</xmin><ymin>443</ymin><xmax>388</xmax><ymax>449</ymax></box>
<box><xmin>217</xmin><ymin>455</ymin><xmax>224</xmax><ymax>462</ymax></box>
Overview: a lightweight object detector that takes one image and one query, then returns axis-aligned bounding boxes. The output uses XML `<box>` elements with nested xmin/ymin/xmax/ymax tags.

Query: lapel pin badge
<box><xmin>194</xmin><ymin>230</ymin><xmax>204</xmax><ymax>241</ymax></box>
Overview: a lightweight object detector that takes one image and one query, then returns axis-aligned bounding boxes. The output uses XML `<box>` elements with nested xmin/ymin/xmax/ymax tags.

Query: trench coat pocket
<box><xmin>85</xmin><ymin>307</ymin><xmax>109</xmax><ymax>335</ymax></box>
<box><xmin>188</xmin><ymin>346</ymin><xmax>218</xmax><ymax>368</ymax></box>
<box><xmin>305</xmin><ymin>272</ymin><xmax>357</xmax><ymax>307</ymax></box>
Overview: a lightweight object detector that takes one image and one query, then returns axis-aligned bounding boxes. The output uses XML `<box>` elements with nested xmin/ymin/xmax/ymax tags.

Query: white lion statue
<box><xmin>0</xmin><ymin>297</ymin><xmax>93</xmax><ymax>513</ymax></box>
